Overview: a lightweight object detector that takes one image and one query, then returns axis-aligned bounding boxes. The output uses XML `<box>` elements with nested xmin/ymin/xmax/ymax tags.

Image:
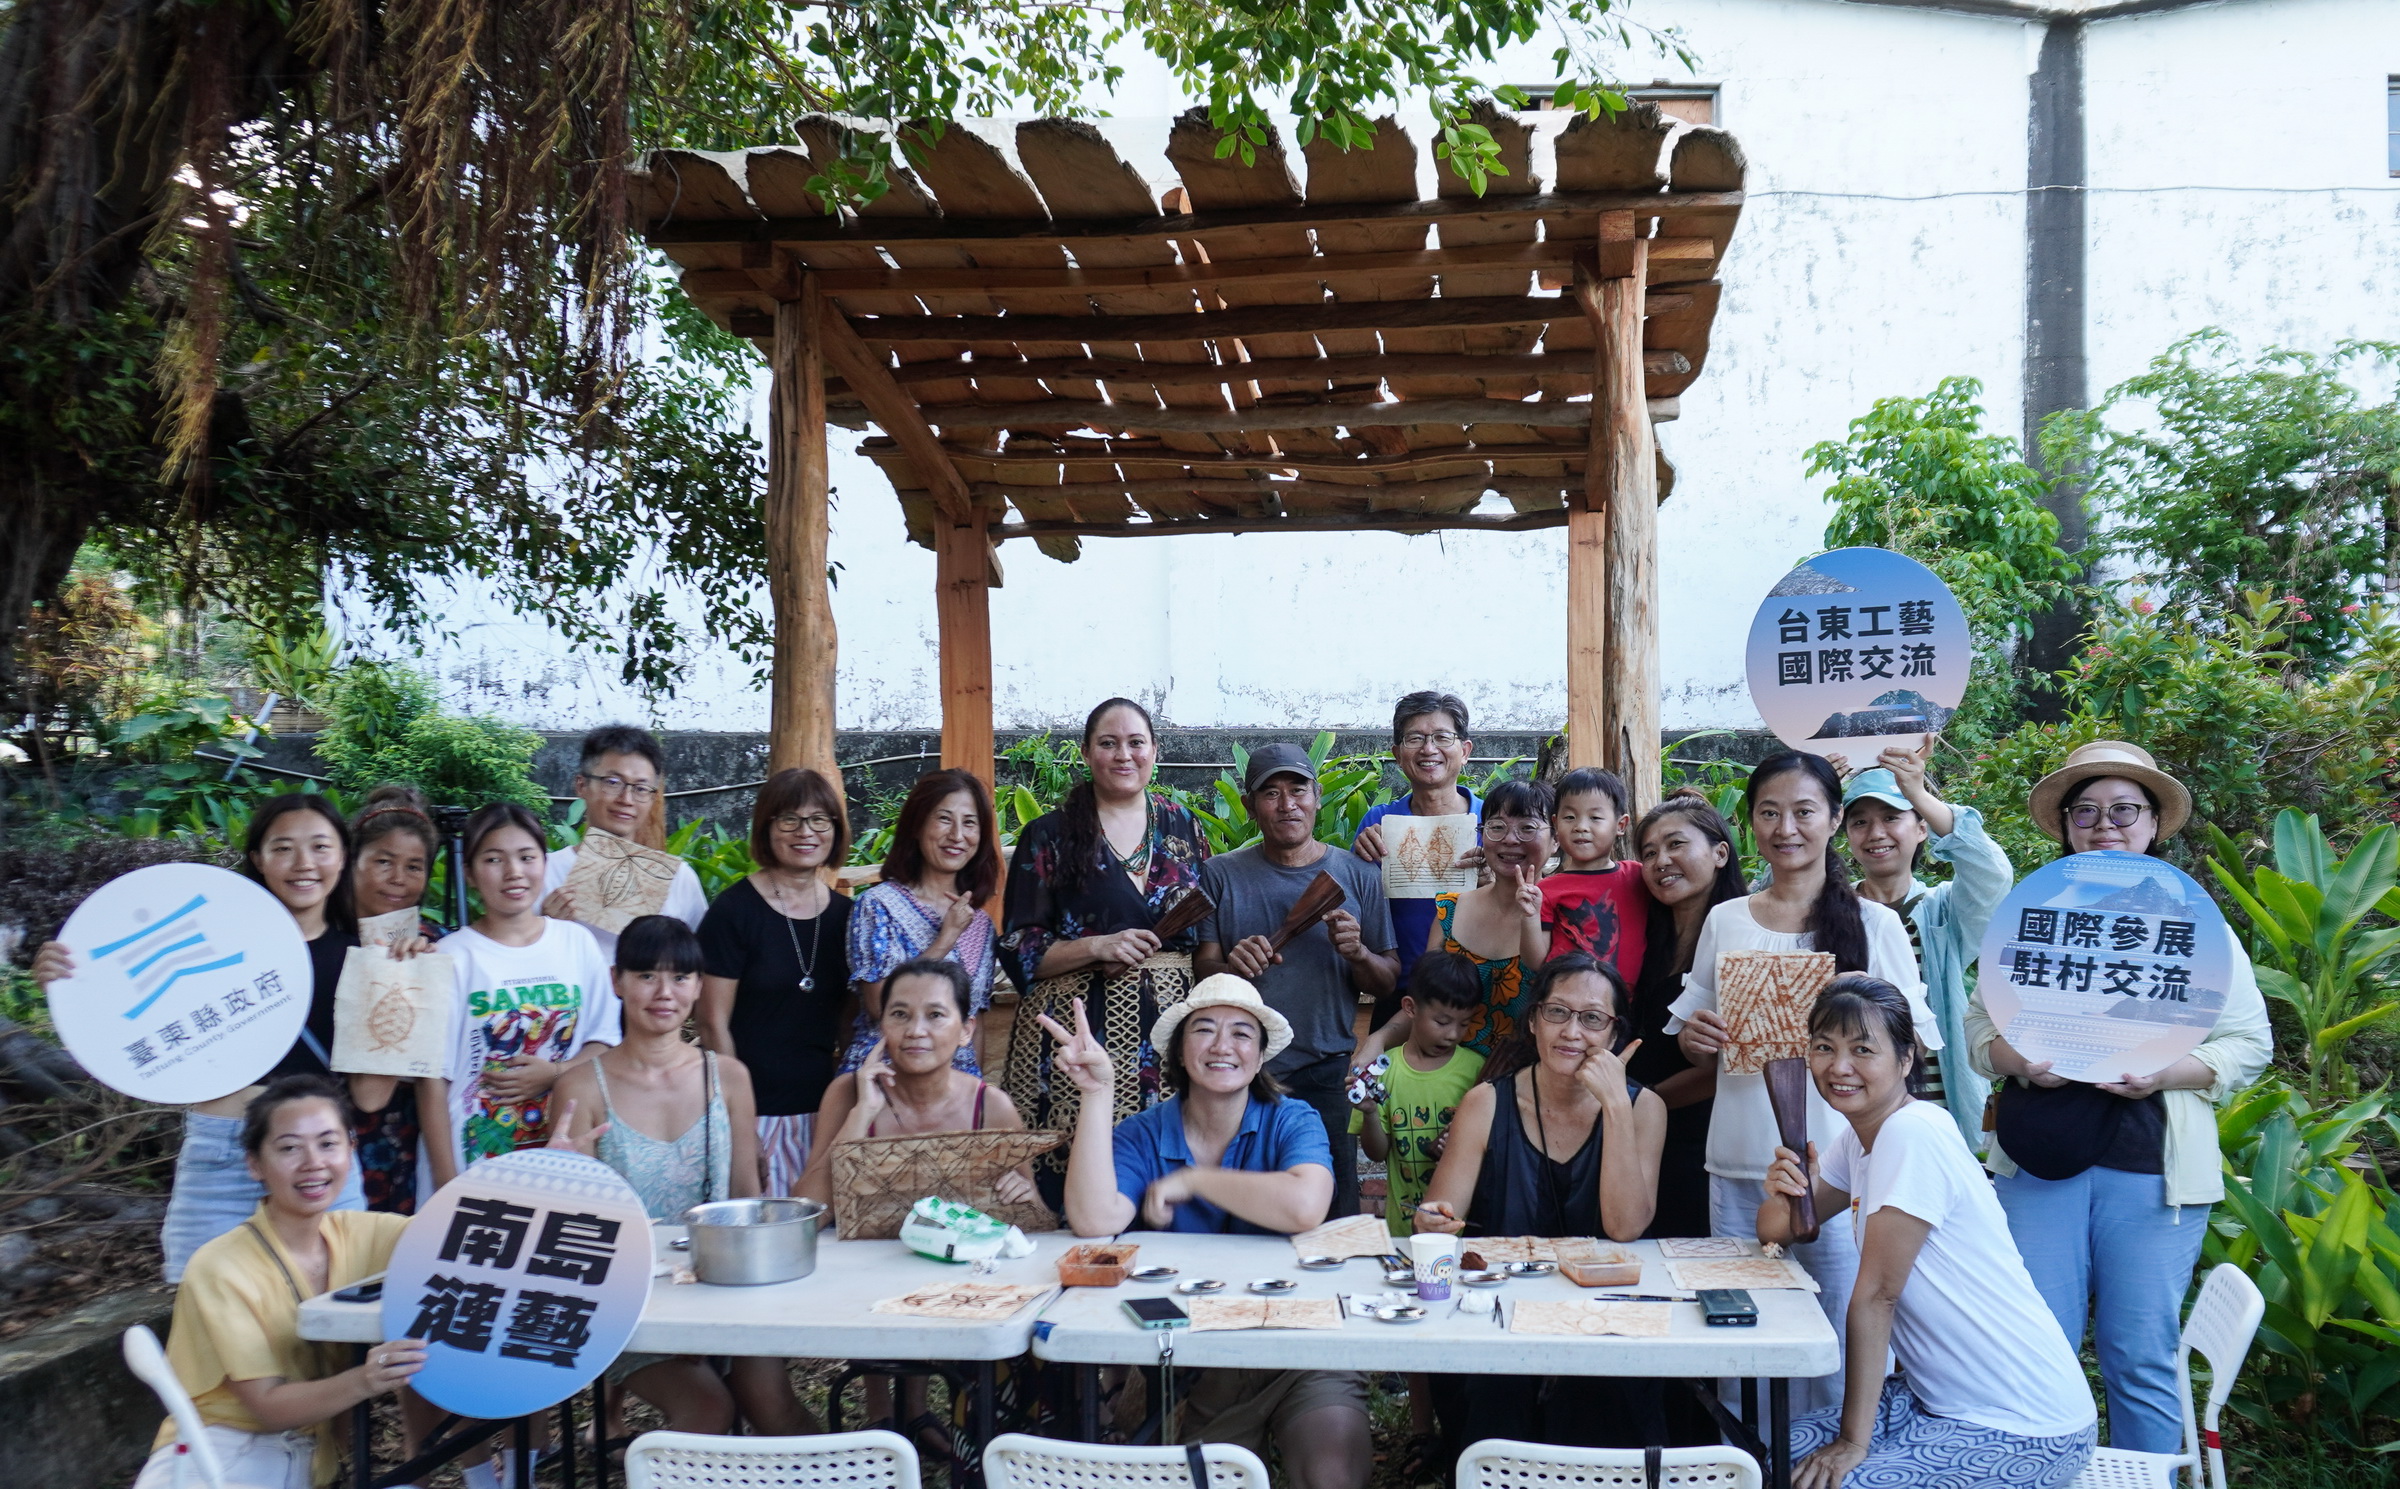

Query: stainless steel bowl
<box><xmin>682</xmin><ymin>1197</ymin><xmax>824</xmax><ymax>1285</ymax></box>
<box><xmin>1296</xmin><ymin>1255</ymin><xmax>1346</xmax><ymax>1271</ymax></box>
<box><xmin>1247</xmin><ymin>1277</ymin><xmax>1298</xmax><ymax>1294</ymax></box>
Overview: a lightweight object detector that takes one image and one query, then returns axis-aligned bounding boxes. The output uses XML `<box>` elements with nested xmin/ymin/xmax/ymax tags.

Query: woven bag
<box><xmin>828</xmin><ymin>1129</ymin><xmax>1064</xmax><ymax>1238</ymax></box>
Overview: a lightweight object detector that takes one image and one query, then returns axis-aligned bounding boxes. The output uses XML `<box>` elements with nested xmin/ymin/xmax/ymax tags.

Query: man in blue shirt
<box><xmin>1351</xmin><ymin>690</ymin><xmax>1485</xmax><ymax>1001</ymax></box>
<box><xmin>1040</xmin><ymin>976</ymin><xmax>1371</xmax><ymax>1489</ymax></box>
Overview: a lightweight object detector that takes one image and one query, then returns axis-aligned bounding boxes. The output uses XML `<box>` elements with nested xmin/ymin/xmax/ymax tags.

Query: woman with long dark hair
<box><xmin>1666</xmin><ymin>751</ymin><xmax>1938</xmax><ymax>1415</ymax></box>
<box><xmin>1964</xmin><ymin>742</ymin><xmax>2270</xmax><ymax>1454</ymax></box>
<box><xmin>841</xmin><ymin>768</ymin><xmax>1002</xmax><ymax>1073</ymax></box>
<box><xmin>998</xmin><ymin>699</ymin><xmax>1211</xmax><ymax>1201</ymax></box>
<box><xmin>31</xmin><ymin>795</ymin><xmax>407</xmax><ymax>1273</ymax></box>
<box><xmin>1628</xmin><ymin>788</ymin><xmax>1746</xmax><ymax>1239</ymax></box>
<box><xmin>697</xmin><ymin>767</ymin><xmax>855</xmax><ymax>1194</ymax></box>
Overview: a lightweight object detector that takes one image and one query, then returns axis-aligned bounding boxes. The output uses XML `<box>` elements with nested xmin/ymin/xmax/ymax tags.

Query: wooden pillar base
<box><xmin>767</xmin><ymin>279</ymin><xmax>839</xmax><ymax>789</ymax></box>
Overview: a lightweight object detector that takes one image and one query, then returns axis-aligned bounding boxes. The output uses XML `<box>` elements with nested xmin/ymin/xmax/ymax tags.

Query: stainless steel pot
<box><xmin>682</xmin><ymin>1197</ymin><xmax>824</xmax><ymax>1285</ymax></box>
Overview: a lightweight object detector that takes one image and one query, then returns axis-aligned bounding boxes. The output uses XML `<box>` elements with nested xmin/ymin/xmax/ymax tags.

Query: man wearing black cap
<box><xmin>1195</xmin><ymin>742</ymin><xmax>1398</xmax><ymax>1222</ymax></box>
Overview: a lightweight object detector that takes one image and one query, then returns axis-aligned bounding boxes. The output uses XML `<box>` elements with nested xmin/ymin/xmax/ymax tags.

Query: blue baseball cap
<box><xmin>1840</xmin><ymin>767</ymin><xmax>1912</xmax><ymax>814</ymax></box>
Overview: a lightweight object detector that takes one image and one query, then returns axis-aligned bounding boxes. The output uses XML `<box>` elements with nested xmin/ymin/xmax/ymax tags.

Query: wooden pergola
<box><xmin>642</xmin><ymin>103</ymin><xmax>1742</xmax><ymax>807</ymax></box>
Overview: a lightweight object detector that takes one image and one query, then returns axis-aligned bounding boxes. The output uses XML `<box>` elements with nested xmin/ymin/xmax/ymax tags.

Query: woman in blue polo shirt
<box><xmin>1044</xmin><ymin>975</ymin><xmax>1370</xmax><ymax>1489</ymax></box>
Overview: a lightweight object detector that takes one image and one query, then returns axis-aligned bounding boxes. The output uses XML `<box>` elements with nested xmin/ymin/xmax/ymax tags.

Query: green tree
<box><xmin>314</xmin><ymin>664</ymin><xmax>547</xmax><ymax>811</ymax></box>
<box><xmin>1</xmin><ymin>0</ymin><xmax>1658</xmax><ymax>717</ymax></box>
<box><xmin>1807</xmin><ymin>376</ymin><xmax>2084</xmax><ymax>742</ymax></box>
<box><xmin>2043</xmin><ymin>330</ymin><xmax>2400</xmax><ymax>670</ymax></box>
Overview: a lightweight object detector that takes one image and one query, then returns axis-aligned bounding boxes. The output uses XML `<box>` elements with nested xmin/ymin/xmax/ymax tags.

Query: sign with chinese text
<box><xmin>385</xmin><ymin>1149</ymin><xmax>652</xmax><ymax>1419</ymax></box>
<box><xmin>49</xmin><ymin>864</ymin><xmax>311</xmax><ymax>1104</ymax></box>
<box><xmin>1744</xmin><ymin>547</ymin><xmax>1972</xmax><ymax>761</ymax></box>
<box><xmin>1977</xmin><ymin>851</ymin><xmax>2233</xmax><ymax>1084</ymax></box>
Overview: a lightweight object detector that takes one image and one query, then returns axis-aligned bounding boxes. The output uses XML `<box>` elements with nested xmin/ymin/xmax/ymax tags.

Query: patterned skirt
<box><xmin>1002</xmin><ymin>951</ymin><xmax>1194</xmax><ymax>1175</ymax></box>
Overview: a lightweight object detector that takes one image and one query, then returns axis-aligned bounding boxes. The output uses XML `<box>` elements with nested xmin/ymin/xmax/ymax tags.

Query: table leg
<box><xmin>351</xmin><ymin>1346</ymin><xmax>373</xmax><ymax>1489</ymax></box>
<box><xmin>514</xmin><ymin>1416</ymin><xmax>533</xmax><ymax>1489</ymax></box>
<box><xmin>1741</xmin><ymin>1377</ymin><xmax>1757</xmax><ymax>1432</ymax></box>
<box><xmin>592</xmin><ymin>1378</ymin><xmax>609</xmax><ymax>1489</ymax></box>
<box><xmin>1768</xmin><ymin>1378</ymin><xmax>1791</xmax><ymax>1489</ymax></box>
<box><xmin>1077</xmin><ymin>1365</ymin><xmax>1100</xmax><ymax>1442</ymax></box>
<box><xmin>558</xmin><ymin>1383</ymin><xmax>579</xmax><ymax>1489</ymax></box>
<box><xmin>967</xmin><ymin>1362</ymin><xmax>996</xmax><ymax>1487</ymax></box>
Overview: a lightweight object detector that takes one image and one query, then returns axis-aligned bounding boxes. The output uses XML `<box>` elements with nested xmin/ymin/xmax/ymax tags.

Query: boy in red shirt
<box><xmin>1539</xmin><ymin>767</ymin><xmax>1651</xmax><ymax>982</ymax></box>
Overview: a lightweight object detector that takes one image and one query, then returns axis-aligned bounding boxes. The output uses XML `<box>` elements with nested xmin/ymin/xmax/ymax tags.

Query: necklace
<box><xmin>1100</xmin><ymin>793</ymin><xmax>1155</xmax><ymax>886</ymax></box>
<box><xmin>766</xmin><ymin>872</ymin><xmax>825</xmax><ymax>993</ymax></box>
<box><xmin>1527</xmin><ymin>1066</ymin><xmax>1573</xmax><ymax>1233</ymax></box>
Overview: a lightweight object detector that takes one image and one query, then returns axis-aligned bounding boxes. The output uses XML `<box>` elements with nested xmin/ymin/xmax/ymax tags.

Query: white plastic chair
<box><xmin>122</xmin><ymin>1324</ymin><xmax>252</xmax><ymax>1489</ymax></box>
<box><xmin>1457</xmin><ymin>1439</ymin><xmax>1761</xmax><ymax>1489</ymax></box>
<box><xmin>625</xmin><ymin>1428</ymin><xmax>921</xmax><ymax>1489</ymax></box>
<box><xmin>982</xmin><ymin>1432</ymin><xmax>1271</xmax><ymax>1489</ymax></box>
<box><xmin>2069</xmin><ymin>1264</ymin><xmax>2267</xmax><ymax>1489</ymax></box>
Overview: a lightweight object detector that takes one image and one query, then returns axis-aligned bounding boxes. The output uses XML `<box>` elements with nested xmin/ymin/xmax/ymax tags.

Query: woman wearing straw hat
<box><xmin>1963</xmin><ymin>741</ymin><xmax>2272</xmax><ymax>1454</ymax></box>
<box><xmin>1046</xmin><ymin>974</ymin><xmax>1371</xmax><ymax>1489</ymax></box>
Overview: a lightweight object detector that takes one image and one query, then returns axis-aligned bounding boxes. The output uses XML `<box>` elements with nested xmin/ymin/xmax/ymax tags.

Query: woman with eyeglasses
<box><xmin>1414</xmin><ymin>954</ymin><xmax>1669</xmax><ymax>1461</ymax></box>
<box><xmin>997</xmin><ymin>698</ymin><xmax>1212</xmax><ymax>1209</ymax></box>
<box><xmin>697</xmin><ymin>768</ymin><xmax>856</xmax><ymax>1194</ymax></box>
<box><xmin>1358</xmin><ymin>780</ymin><xmax>1555</xmax><ymax>1069</ymax></box>
<box><xmin>1963</xmin><ymin>742</ymin><xmax>2270</xmax><ymax>1454</ymax></box>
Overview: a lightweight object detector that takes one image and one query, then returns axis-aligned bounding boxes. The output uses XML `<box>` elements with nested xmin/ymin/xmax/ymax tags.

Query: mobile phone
<box><xmin>1122</xmin><ymin>1297</ymin><xmax>1190</xmax><ymax>1330</ymax></box>
<box><xmin>332</xmin><ymin>1279</ymin><xmax>384</xmax><ymax>1304</ymax></box>
<box><xmin>1696</xmin><ymin>1288</ymin><xmax>1758</xmax><ymax>1327</ymax></box>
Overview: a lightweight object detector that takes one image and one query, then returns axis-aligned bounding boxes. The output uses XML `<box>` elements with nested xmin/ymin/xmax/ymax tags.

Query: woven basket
<box><xmin>828</xmin><ymin>1129</ymin><xmax>1064</xmax><ymax>1239</ymax></box>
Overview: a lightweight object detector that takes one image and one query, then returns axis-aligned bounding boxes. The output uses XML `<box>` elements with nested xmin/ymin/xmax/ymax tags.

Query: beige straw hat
<box><xmin>1150</xmin><ymin>974</ymin><xmax>1294</xmax><ymax>1062</ymax></box>
<box><xmin>2025</xmin><ymin>739</ymin><xmax>2193</xmax><ymax>843</ymax></box>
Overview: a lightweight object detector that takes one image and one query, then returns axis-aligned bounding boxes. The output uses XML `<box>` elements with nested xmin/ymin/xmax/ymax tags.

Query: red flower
<box><xmin>2132</xmin><ymin>598</ymin><xmax>2156</xmax><ymax>615</ymax></box>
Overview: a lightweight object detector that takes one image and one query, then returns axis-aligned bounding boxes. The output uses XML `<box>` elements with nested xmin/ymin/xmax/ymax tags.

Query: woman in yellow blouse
<box><xmin>134</xmin><ymin>1076</ymin><xmax>433</xmax><ymax>1489</ymax></box>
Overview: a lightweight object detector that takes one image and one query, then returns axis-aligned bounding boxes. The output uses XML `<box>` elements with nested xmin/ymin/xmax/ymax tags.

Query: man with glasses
<box><xmin>1350</xmin><ymin>692</ymin><xmax>1486</xmax><ymax>1009</ymax></box>
<box><xmin>543</xmin><ymin>725</ymin><xmax>710</xmax><ymax>956</ymax></box>
<box><xmin>1196</xmin><ymin>744</ymin><xmax>1398</xmax><ymax>1223</ymax></box>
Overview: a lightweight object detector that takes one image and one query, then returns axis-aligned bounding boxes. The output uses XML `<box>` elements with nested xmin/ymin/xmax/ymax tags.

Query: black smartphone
<box><xmin>332</xmin><ymin>1279</ymin><xmax>384</xmax><ymax>1304</ymax></box>
<box><xmin>1696</xmin><ymin>1287</ymin><xmax>1758</xmax><ymax>1326</ymax></box>
<box><xmin>1122</xmin><ymin>1296</ymin><xmax>1190</xmax><ymax>1330</ymax></box>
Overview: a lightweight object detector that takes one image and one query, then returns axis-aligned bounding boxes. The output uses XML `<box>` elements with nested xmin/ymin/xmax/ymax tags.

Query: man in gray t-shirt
<box><xmin>1197</xmin><ymin>743</ymin><xmax>1398</xmax><ymax>1223</ymax></box>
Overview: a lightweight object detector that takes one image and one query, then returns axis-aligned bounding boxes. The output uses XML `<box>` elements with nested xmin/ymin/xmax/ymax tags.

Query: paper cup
<box><xmin>1408</xmin><ymin>1233</ymin><xmax>1456</xmax><ymax>1301</ymax></box>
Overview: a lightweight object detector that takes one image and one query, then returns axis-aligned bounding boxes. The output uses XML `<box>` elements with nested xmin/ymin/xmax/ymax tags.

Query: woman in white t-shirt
<box><xmin>1763</xmin><ymin>974</ymin><xmax>2096</xmax><ymax>1489</ymax></box>
<box><xmin>1666</xmin><ymin>751</ymin><xmax>1939</xmax><ymax>1415</ymax></box>
<box><xmin>419</xmin><ymin>804</ymin><xmax>620</xmax><ymax>1195</ymax></box>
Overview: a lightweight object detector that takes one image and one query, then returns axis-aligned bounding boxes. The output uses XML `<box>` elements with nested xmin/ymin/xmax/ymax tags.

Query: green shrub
<box><xmin>315</xmin><ymin>663</ymin><xmax>546</xmax><ymax>810</ymax></box>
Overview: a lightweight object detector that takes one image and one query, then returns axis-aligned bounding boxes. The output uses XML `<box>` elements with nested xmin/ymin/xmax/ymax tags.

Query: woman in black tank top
<box><xmin>1414</xmin><ymin>955</ymin><xmax>1672</xmax><ymax>1465</ymax></box>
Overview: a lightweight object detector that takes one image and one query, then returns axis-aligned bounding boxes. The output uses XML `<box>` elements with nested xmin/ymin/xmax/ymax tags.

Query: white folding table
<box><xmin>298</xmin><ymin>1228</ymin><xmax>1084</xmax><ymax>1489</ymax></box>
<box><xmin>1025</xmin><ymin>1233</ymin><xmax>1838</xmax><ymax>1489</ymax></box>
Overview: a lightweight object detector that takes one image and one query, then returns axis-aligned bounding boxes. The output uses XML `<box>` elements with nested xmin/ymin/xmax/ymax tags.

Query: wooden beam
<box><xmin>645</xmin><ymin>189</ymin><xmax>1746</xmax><ymax>248</ymax></box>
<box><xmin>812</xmin><ymin>289</ymin><xmax>973</xmax><ymax>524</ymax></box>
<box><xmin>848</xmin><ymin>292</ymin><xmax>1694</xmax><ymax>345</ymax></box>
<box><xmin>803</xmin><ymin>240</ymin><xmax>1586</xmax><ymax>294</ymax></box>
<box><xmin>916</xmin><ymin>396</ymin><xmax>1657</xmax><ymax>435</ymax></box>
<box><xmin>1567</xmin><ymin>506</ymin><xmax>1607</xmax><ymax>771</ymax></box>
<box><xmin>911</xmin><ymin>440</ymin><xmax>1612</xmax><ymax>476</ymax></box>
<box><xmin>765</xmin><ymin>281</ymin><xmax>840</xmax><ymax>788</ymax></box>
<box><xmin>934</xmin><ymin>510</ymin><xmax>996</xmax><ymax>789</ymax></box>
<box><xmin>994</xmin><ymin>509</ymin><xmax>1570</xmax><ymax>540</ymax></box>
<box><xmin>886</xmin><ymin>349</ymin><xmax>1692</xmax><ymax>388</ymax></box>
<box><xmin>969</xmin><ymin>474</ymin><xmax>1574</xmax><ymax>507</ymax></box>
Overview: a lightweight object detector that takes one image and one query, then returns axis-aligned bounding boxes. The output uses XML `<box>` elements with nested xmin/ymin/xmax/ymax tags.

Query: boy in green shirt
<box><xmin>1353</xmin><ymin>950</ymin><xmax>1485</xmax><ymax>1448</ymax></box>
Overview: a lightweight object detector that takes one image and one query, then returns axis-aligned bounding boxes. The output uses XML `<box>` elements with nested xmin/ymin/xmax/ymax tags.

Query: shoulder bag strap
<box><xmin>242</xmin><ymin>1221</ymin><xmax>308</xmax><ymax>1307</ymax></box>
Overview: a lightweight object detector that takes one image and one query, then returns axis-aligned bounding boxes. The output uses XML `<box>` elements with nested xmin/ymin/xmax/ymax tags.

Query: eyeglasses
<box><xmin>1536</xmin><ymin>1004</ymin><xmax>1618</xmax><ymax>1034</ymax></box>
<box><xmin>1399</xmin><ymin>731</ymin><xmax>1463</xmax><ymax>750</ymax></box>
<box><xmin>773</xmin><ymin>813</ymin><xmax>837</xmax><ymax>835</ymax></box>
<box><xmin>582</xmin><ymin>773</ymin><xmax>660</xmax><ymax>801</ymax></box>
<box><xmin>1482</xmin><ymin>821</ymin><xmax>1548</xmax><ymax>842</ymax></box>
<box><xmin>2067</xmin><ymin>801</ymin><xmax>2152</xmax><ymax>829</ymax></box>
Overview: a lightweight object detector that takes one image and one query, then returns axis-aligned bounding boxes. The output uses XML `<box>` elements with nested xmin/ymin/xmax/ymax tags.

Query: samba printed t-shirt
<box><xmin>440</xmin><ymin>919</ymin><xmax>619</xmax><ymax>1169</ymax></box>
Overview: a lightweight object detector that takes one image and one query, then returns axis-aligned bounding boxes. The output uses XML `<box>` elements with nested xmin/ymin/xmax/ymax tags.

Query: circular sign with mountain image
<box><xmin>1743</xmin><ymin>546</ymin><xmax>1972</xmax><ymax>761</ymax></box>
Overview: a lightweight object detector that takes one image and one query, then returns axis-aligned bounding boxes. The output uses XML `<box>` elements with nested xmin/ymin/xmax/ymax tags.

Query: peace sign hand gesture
<box><xmin>1509</xmin><ymin>863</ymin><xmax>1542</xmax><ymax>922</ymax></box>
<box><xmin>1035</xmin><ymin>998</ymin><xmax>1116</xmax><ymax>1097</ymax></box>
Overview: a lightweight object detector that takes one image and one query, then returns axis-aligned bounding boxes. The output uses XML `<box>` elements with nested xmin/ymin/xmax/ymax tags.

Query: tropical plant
<box><xmin>2043</xmin><ymin>330</ymin><xmax>2400</xmax><ymax>671</ymax></box>
<box><xmin>665</xmin><ymin>818</ymin><xmax>760</xmax><ymax>900</ymax></box>
<box><xmin>108</xmin><ymin>694</ymin><xmax>248</xmax><ymax>764</ymax></box>
<box><xmin>243</xmin><ymin>622</ymin><xmax>344</xmax><ymax>712</ymax></box>
<box><xmin>313</xmin><ymin>664</ymin><xmax>546</xmax><ymax>811</ymax></box>
<box><xmin>2208</xmin><ymin>1080</ymin><xmax>2400</xmax><ymax>1448</ymax></box>
<box><xmin>1810</xmin><ymin>376</ymin><xmax>2085</xmax><ymax>741</ymax></box>
<box><xmin>2207</xmin><ymin>811</ymin><xmax>2400</xmax><ymax>1102</ymax></box>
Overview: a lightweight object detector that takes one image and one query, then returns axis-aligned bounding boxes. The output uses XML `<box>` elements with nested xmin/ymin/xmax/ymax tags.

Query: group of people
<box><xmin>47</xmin><ymin>700</ymin><xmax>2273</xmax><ymax>1489</ymax></box>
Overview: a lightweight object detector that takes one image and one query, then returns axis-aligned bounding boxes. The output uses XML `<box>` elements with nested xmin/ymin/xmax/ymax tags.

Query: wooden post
<box><xmin>766</xmin><ymin>276</ymin><xmax>840</xmax><ymax>790</ymax></box>
<box><xmin>1579</xmin><ymin>212</ymin><xmax>1662</xmax><ymax>805</ymax></box>
<box><xmin>1566</xmin><ymin>507</ymin><xmax>1607</xmax><ymax>770</ymax></box>
<box><xmin>934</xmin><ymin>510</ymin><xmax>996</xmax><ymax>788</ymax></box>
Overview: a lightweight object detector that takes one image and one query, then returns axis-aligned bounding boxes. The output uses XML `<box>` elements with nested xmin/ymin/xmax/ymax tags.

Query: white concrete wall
<box><xmin>351</xmin><ymin>0</ymin><xmax>2400</xmax><ymax>734</ymax></box>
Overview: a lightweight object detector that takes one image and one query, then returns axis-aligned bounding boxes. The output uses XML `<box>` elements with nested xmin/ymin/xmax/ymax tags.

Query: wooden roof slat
<box><xmin>648</xmin><ymin>190</ymin><xmax>1744</xmax><ymax>246</ymax></box>
<box><xmin>993</xmin><ymin>508</ymin><xmax>1572</xmax><ymax>540</ymax></box>
<box><xmin>1668</xmin><ymin>126</ymin><xmax>1746</xmax><ymax>264</ymax></box>
<box><xmin>1303</xmin><ymin>119</ymin><xmax>1433</xmax><ymax>368</ymax></box>
<box><xmin>846</xmin><ymin>291</ymin><xmax>1687</xmax><ymax>344</ymax></box>
<box><xmin>1013</xmin><ymin>118</ymin><xmax>1236</xmax><ymax>463</ymax></box>
<box><xmin>1426</xmin><ymin>104</ymin><xmax>1544</xmax><ymax>397</ymax></box>
<box><xmin>1552</xmin><ymin>102</ymin><xmax>1676</xmax><ymax>194</ymax></box>
<box><xmin>641</xmin><ymin>150</ymin><xmax>760</xmax><ymax>272</ymax></box>
<box><xmin>932</xmin><ymin>441</ymin><xmax>1610</xmax><ymax>476</ymax></box>
<box><xmin>914</xmin><ymin>395</ymin><xmax>1668</xmax><ymax>436</ymax></box>
<box><xmin>876</xmin><ymin>348</ymin><xmax>1688</xmax><ymax>390</ymax></box>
